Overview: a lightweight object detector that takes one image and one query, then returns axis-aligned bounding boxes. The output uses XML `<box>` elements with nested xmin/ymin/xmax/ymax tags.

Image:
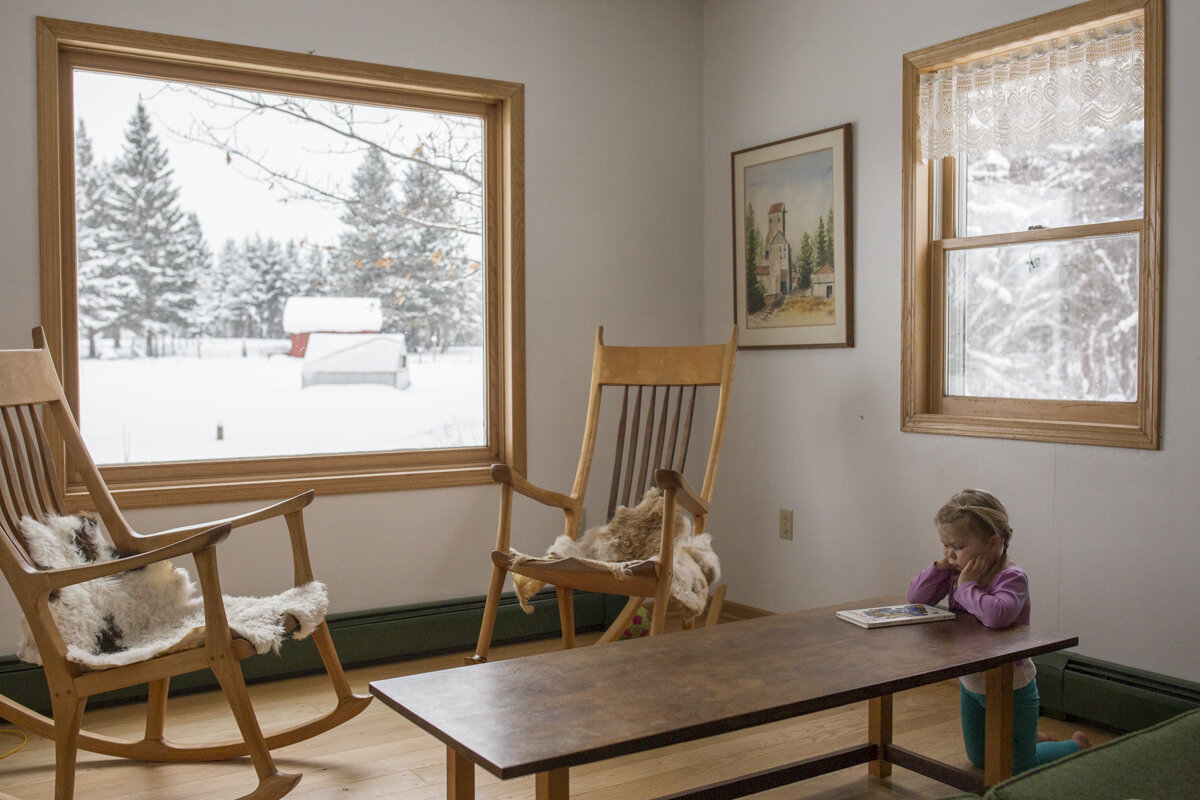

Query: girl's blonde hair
<box><xmin>935</xmin><ymin>489</ymin><xmax>1013</xmax><ymax>557</ymax></box>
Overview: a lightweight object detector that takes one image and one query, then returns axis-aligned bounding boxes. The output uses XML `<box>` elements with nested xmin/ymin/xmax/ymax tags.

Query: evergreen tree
<box><xmin>200</xmin><ymin>239</ymin><xmax>242</xmax><ymax>337</ymax></box>
<box><xmin>395</xmin><ymin>159</ymin><xmax>478</xmax><ymax>349</ymax></box>
<box><xmin>75</xmin><ymin>120</ymin><xmax>134</xmax><ymax>357</ymax></box>
<box><xmin>745</xmin><ymin>204</ymin><xmax>765</xmax><ymax>314</ymax></box>
<box><xmin>819</xmin><ymin>207</ymin><xmax>835</xmax><ymax>270</ymax></box>
<box><xmin>107</xmin><ymin>101</ymin><xmax>198</xmax><ymax>355</ymax></box>
<box><xmin>814</xmin><ymin>213</ymin><xmax>830</xmax><ymax>271</ymax></box>
<box><xmin>795</xmin><ymin>231</ymin><xmax>815</xmax><ymax>292</ymax></box>
<box><xmin>336</xmin><ymin>147</ymin><xmax>405</xmax><ymax>309</ymax></box>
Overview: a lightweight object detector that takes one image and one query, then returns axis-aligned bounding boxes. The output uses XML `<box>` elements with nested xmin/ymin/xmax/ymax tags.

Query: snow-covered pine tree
<box><xmin>336</xmin><ymin>147</ymin><xmax>406</xmax><ymax>323</ymax></box>
<box><xmin>396</xmin><ymin>159</ymin><xmax>479</xmax><ymax>350</ymax></box>
<box><xmin>107</xmin><ymin>101</ymin><xmax>199</xmax><ymax>356</ymax></box>
<box><xmin>75</xmin><ymin>120</ymin><xmax>135</xmax><ymax>358</ymax></box>
<box><xmin>199</xmin><ymin>239</ymin><xmax>242</xmax><ymax>337</ymax></box>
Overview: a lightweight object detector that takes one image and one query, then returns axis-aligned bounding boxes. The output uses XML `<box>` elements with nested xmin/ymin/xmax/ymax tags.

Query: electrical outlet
<box><xmin>779</xmin><ymin>508</ymin><xmax>794</xmax><ymax>540</ymax></box>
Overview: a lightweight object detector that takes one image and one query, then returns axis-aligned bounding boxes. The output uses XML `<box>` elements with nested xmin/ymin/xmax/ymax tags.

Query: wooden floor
<box><xmin>0</xmin><ymin>629</ymin><xmax>1113</xmax><ymax>800</ymax></box>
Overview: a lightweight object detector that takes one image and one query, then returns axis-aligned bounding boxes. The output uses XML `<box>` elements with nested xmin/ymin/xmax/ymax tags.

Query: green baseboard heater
<box><xmin>0</xmin><ymin>588</ymin><xmax>622</xmax><ymax>717</ymax></box>
<box><xmin>1035</xmin><ymin>651</ymin><xmax>1200</xmax><ymax>733</ymax></box>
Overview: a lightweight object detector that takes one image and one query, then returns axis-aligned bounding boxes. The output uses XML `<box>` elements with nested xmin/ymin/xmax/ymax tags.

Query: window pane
<box><xmin>944</xmin><ymin>234</ymin><xmax>1138</xmax><ymax>402</ymax></box>
<box><xmin>73</xmin><ymin>70</ymin><xmax>486</xmax><ymax>465</ymax></box>
<box><xmin>961</xmin><ymin>122</ymin><xmax>1144</xmax><ymax>236</ymax></box>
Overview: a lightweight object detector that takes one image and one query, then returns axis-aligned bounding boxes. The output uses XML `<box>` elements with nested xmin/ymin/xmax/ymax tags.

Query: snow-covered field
<box><xmin>79</xmin><ymin>339</ymin><xmax>485</xmax><ymax>464</ymax></box>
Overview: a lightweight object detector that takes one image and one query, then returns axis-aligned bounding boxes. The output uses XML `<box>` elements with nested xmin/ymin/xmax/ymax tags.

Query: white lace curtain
<box><xmin>919</xmin><ymin>19</ymin><xmax>1144</xmax><ymax>162</ymax></box>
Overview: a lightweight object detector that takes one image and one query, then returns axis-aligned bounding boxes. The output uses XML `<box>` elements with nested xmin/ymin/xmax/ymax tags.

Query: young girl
<box><xmin>908</xmin><ymin>489</ymin><xmax>1090</xmax><ymax>774</ymax></box>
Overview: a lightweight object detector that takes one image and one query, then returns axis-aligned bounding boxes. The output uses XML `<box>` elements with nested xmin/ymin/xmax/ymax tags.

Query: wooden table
<box><xmin>370</xmin><ymin>596</ymin><xmax>1077</xmax><ymax>799</ymax></box>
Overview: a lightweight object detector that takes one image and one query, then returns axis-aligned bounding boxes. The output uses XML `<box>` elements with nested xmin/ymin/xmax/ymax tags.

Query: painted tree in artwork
<box><xmin>794</xmin><ymin>231</ymin><xmax>815</xmax><ymax>292</ymax></box>
<box><xmin>744</xmin><ymin>203</ymin><xmax>765</xmax><ymax>314</ymax></box>
<box><xmin>819</xmin><ymin>207</ymin><xmax>835</xmax><ymax>269</ymax></box>
<box><xmin>813</xmin><ymin>212</ymin><xmax>830</xmax><ymax>272</ymax></box>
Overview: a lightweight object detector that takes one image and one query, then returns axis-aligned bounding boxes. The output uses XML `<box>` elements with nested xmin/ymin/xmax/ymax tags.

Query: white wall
<box><xmin>0</xmin><ymin>1</ymin><xmax>704</xmax><ymax>647</ymax></box>
<box><xmin>701</xmin><ymin>0</ymin><xmax>1200</xmax><ymax>683</ymax></box>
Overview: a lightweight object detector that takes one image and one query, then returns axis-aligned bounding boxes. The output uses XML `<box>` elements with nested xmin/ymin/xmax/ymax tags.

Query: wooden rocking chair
<box><xmin>0</xmin><ymin>328</ymin><xmax>371</xmax><ymax>800</ymax></box>
<box><xmin>470</xmin><ymin>326</ymin><xmax>737</xmax><ymax>664</ymax></box>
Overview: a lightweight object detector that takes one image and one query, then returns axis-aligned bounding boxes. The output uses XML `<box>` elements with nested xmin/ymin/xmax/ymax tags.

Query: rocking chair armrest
<box><xmin>136</xmin><ymin>491</ymin><xmax>316</xmax><ymax>546</ymax></box>
<box><xmin>653</xmin><ymin>469</ymin><xmax>709</xmax><ymax>517</ymax></box>
<box><xmin>490</xmin><ymin>464</ymin><xmax>577</xmax><ymax>511</ymax></box>
<box><xmin>34</xmin><ymin>523</ymin><xmax>233</xmax><ymax>593</ymax></box>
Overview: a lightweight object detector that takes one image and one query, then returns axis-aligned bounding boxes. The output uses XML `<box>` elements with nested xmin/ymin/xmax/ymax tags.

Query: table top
<box><xmin>369</xmin><ymin>596</ymin><xmax>1077</xmax><ymax>779</ymax></box>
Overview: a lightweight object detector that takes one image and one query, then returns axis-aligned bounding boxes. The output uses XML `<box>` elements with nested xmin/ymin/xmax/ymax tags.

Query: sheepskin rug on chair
<box><xmin>509</xmin><ymin>487</ymin><xmax>721</xmax><ymax>617</ymax></box>
<box><xmin>16</xmin><ymin>514</ymin><xmax>328</xmax><ymax>670</ymax></box>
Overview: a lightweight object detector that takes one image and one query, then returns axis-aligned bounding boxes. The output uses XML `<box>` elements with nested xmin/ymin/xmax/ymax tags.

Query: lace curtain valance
<box><xmin>919</xmin><ymin>19</ymin><xmax>1144</xmax><ymax>162</ymax></box>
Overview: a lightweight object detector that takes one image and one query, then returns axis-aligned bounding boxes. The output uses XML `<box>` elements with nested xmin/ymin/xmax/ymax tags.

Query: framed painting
<box><xmin>732</xmin><ymin>123</ymin><xmax>853</xmax><ymax>349</ymax></box>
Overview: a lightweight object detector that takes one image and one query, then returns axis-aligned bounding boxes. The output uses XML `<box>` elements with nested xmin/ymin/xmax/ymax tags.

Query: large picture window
<box><xmin>901</xmin><ymin>0</ymin><xmax>1162</xmax><ymax>448</ymax></box>
<box><xmin>37</xmin><ymin>18</ymin><xmax>525</xmax><ymax>506</ymax></box>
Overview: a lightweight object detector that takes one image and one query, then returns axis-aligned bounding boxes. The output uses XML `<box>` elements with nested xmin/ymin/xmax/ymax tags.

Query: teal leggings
<box><xmin>960</xmin><ymin>682</ymin><xmax>1080</xmax><ymax>774</ymax></box>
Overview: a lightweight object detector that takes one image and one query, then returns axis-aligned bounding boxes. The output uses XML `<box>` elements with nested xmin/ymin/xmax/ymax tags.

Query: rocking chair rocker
<box><xmin>470</xmin><ymin>325</ymin><xmax>737</xmax><ymax>664</ymax></box>
<box><xmin>0</xmin><ymin>329</ymin><xmax>371</xmax><ymax>800</ymax></box>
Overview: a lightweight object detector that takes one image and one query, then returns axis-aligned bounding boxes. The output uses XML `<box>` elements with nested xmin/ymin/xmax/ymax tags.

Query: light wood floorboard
<box><xmin>0</xmin><ymin>630</ymin><xmax>1113</xmax><ymax>800</ymax></box>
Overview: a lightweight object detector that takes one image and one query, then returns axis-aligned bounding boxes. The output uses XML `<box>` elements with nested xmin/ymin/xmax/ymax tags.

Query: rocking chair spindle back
<box><xmin>470</xmin><ymin>326</ymin><xmax>737</xmax><ymax>664</ymax></box>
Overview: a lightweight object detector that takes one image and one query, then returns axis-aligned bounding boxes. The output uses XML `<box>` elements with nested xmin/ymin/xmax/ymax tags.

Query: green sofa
<box><xmin>942</xmin><ymin>705</ymin><xmax>1200</xmax><ymax>799</ymax></box>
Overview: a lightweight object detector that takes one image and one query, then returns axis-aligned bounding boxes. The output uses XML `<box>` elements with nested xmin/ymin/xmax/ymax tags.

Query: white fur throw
<box><xmin>510</xmin><ymin>488</ymin><xmax>721</xmax><ymax>616</ymax></box>
<box><xmin>16</xmin><ymin>514</ymin><xmax>328</xmax><ymax>670</ymax></box>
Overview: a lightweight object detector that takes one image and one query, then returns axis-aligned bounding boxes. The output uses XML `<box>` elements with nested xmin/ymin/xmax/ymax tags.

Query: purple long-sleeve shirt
<box><xmin>907</xmin><ymin>560</ymin><xmax>1036</xmax><ymax>691</ymax></box>
<box><xmin>907</xmin><ymin>561</ymin><xmax>1031</xmax><ymax>627</ymax></box>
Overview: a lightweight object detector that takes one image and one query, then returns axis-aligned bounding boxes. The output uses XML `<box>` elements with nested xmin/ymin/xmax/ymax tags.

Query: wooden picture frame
<box><xmin>732</xmin><ymin>123</ymin><xmax>853</xmax><ymax>349</ymax></box>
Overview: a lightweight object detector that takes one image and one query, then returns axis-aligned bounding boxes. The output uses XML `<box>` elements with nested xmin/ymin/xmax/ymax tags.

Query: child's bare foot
<box><xmin>1071</xmin><ymin>731</ymin><xmax>1092</xmax><ymax>749</ymax></box>
<box><xmin>1036</xmin><ymin>732</ymin><xmax>1053</xmax><ymax>743</ymax></box>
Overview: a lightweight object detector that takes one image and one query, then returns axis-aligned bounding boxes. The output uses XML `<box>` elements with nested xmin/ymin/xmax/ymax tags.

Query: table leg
<box><xmin>535</xmin><ymin>767</ymin><xmax>569</xmax><ymax>800</ymax></box>
<box><xmin>868</xmin><ymin>694</ymin><xmax>893</xmax><ymax>778</ymax></box>
<box><xmin>447</xmin><ymin>746</ymin><xmax>474</xmax><ymax>800</ymax></box>
<box><xmin>984</xmin><ymin>662</ymin><xmax>1015</xmax><ymax>786</ymax></box>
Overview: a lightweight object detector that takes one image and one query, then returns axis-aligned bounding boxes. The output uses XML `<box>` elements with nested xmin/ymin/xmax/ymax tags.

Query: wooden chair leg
<box><xmin>596</xmin><ymin>596</ymin><xmax>645</xmax><ymax>644</ymax></box>
<box><xmin>210</xmin><ymin>654</ymin><xmax>300</xmax><ymax>799</ymax></box>
<box><xmin>469</xmin><ymin>563</ymin><xmax>508</xmax><ymax>664</ymax></box>
<box><xmin>649</xmin><ymin>571</ymin><xmax>673</xmax><ymax>636</ymax></box>
<box><xmin>145</xmin><ymin>677</ymin><xmax>170</xmax><ymax>742</ymax></box>
<box><xmin>51</xmin><ymin>692</ymin><xmax>86</xmax><ymax>800</ymax></box>
<box><xmin>557</xmin><ymin>587</ymin><xmax>576</xmax><ymax>649</ymax></box>
<box><xmin>704</xmin><ymin>583</ymin><xmax>728</xmax><ymax>627</ymax></box>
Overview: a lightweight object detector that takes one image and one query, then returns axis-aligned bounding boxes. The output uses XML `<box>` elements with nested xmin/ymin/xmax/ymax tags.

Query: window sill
<box><xmin>901</xmin><ymin>411</ymin><xmax>1156</xmax><ymax>450</ymax></box>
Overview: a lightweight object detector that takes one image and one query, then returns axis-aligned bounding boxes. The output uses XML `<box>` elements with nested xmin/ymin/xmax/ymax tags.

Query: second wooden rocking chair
<box><xmin>470</xmin><ymin>325</ymin><xmax>737</xmax><ymax>663</ymax></box>
<box><xmin>0</xmin><ymin>329</ymin><xmax>371</xmax><ymax>800</ymax></box>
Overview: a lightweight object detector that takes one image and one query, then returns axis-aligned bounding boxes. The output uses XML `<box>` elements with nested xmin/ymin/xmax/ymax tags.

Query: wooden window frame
<box><xmin>901</xmin><ymin>0</ymin><xmax>1163</xmax><ymax>449</ymax></box>
<box><xmin>36</xmin><ymin>17</ymin><xmax>526</xmax><ymax>508</ymax></box>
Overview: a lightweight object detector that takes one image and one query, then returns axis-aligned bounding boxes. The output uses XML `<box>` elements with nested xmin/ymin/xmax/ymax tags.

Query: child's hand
<box><xmin>934</xmin><ymin>556</ymin><xmax>953</xmax><ymax>571</ymax></box>
<box><xmin>958</xmin><ymin>554</ymin><xmax>994</xmax><ymax>584</ymax></box>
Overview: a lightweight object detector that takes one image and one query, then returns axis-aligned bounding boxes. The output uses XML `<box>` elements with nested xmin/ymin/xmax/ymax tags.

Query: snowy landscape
<box><xmin>79</xmin><ymin>339</ymin><xmax>485</xmax><ymax>464</ymax></box>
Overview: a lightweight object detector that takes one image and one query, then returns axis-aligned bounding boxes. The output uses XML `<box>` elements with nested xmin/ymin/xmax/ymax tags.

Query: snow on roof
<box><xmin>282</xmin><ymin>297</ymin><xmax>382</xmax><ymax>334</ymax></box>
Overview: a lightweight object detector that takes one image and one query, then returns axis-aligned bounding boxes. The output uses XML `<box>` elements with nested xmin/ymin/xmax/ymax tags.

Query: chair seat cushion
<box><xmin>505</xmin><ymin>489</ymin><xmax>721</xmax><ymax>616</ymax></box>
<box><xmin>17</xmin><ymin>514</ymin><xmax>327</xmax><ymax>670</ymax></box>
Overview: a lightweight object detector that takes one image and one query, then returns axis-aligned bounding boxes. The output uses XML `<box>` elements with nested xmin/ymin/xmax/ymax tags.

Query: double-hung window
<box><xmin>901</xmin><ymin>0</ymin><xmax>1162</xmax><ymax>448</ymax></box>
<box><xmin>37</xmin><ymin>18</ymin><xmax>525</xmax><ymax>507</ymax></box>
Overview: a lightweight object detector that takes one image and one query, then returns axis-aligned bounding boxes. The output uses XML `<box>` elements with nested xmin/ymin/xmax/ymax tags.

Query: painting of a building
<box><xmin>812</xmin><ymin>263</ymin><xmax>835</xmax><ymax>299</ymax></box>
<box><xmin>755</xmin><ymin>202</ymin><xmax>792</xmax><ymax>304</ymax></box>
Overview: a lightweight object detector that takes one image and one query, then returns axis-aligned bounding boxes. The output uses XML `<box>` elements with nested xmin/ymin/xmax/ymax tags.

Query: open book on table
<box><xmin>835</xmin><ymin>603</ymin><xmax>955</xmax><ymax>629</ymax></box>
